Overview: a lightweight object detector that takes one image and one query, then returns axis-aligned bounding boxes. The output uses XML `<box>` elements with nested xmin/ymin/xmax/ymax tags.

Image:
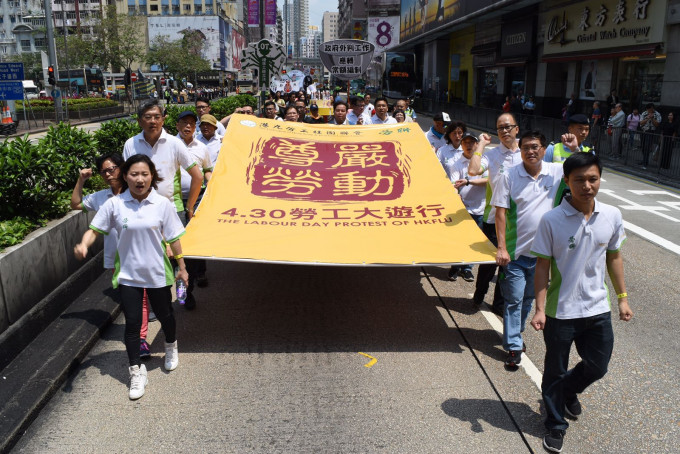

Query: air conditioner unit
<box><xmin>668</xmin><ymin>1</ymin><xmax>680</xmax><ymax>24</ymax></box>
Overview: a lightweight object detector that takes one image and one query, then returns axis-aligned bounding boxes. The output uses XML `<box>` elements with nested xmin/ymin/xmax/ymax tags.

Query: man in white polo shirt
<box><xmin>468</xmin><ymin>112</ymin><xmax>522</xmax><ymax>314</ymax></box>
<box><xmin>369</xmin><ymin>97</ymin><xmax>397</xmax><ymax>125</ymax></box>
<box><xmin>123</xmin><ymin>99</ymin><xmax>203</xmax><ymax>217</ymax></box>
<box><xmin>530</xmin><ymin>152</ymin><xmax>632</xmax><ymax>453</ymax></box>
<box><xmin>491</xmin><ymin>130</ymin><xmax>564</xmax><ymax>369</ymax></box>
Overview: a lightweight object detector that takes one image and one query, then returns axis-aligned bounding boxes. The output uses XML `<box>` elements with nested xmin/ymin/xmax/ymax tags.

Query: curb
<box><xmin>0</xmin><ymin>254</ymin><xmax>120</xmax><ymax>454</ymax></box>
<box><xmin>2</xmin><ymin>112</ymin><xmax>132</xmax><ymax>139</ymax></box>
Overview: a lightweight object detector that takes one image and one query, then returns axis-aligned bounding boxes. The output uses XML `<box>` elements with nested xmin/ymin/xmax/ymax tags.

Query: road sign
<box><xmin>160</xmin><ymin>77</ymin><xmax>166</xmax><ymax>84</ymax></box>
<box><xmin>131</xmin><ymin>72</ymin><xmax>137</xmax><ymax>82</ymax></box>
<box><xmin>0</xmin><ymin>62</ymin><xmax>24</xmax><ymax>82</ymax></box>
<box><xmin>51</xmin><ymin>89</ymin><xmax>61</xmax><ymax>98</ymax></box>
<box><xmin>0</xmin><ymin>81</ymin><xmax>24</xmax><ymax>100</ymax></box>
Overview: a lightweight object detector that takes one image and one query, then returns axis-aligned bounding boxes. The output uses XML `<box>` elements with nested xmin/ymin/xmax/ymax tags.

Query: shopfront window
<box><xmin>619</xmin><ymin>60</ymin><xmax>664</xmax><ymax>109</ymax></box>
<box><xmin>477</xmin><ymin>68</ymin><xmax>497</xmax><ymax>108</ymax></box>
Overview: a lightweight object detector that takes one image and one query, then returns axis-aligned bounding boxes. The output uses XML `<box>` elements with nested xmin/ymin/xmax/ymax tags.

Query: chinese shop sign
<box><xmin>181</xmin><ymin>118</ymin><xmax>497</xmax><ymax>266</ymax></box>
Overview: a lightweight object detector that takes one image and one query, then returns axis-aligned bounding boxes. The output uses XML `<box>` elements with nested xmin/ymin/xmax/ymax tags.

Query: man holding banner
<box><xmin>468</xmin><ymin>113</ymin><xmax>522</xmax><ymax>314</ymax></box>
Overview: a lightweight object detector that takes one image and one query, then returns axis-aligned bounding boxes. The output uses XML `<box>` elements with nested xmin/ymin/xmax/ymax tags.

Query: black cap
<box><xmin>178</xmin><ymin>110</ymin><xmax>198</xmax><ymax>121</ymax></box>
<box><xmin>568</xmin><ymin>113</ymin><xmax>589</xmax><ymax>125</ymax></box>
<box><xmin>461</xmin><ymin>132</ymin><xmax>479</xmax><ymax>142</ymax></box>
<box><xmin>310</xmin><ymin>104</ymin><xmax>319</xmax><ymax>110</ymax></box>
<box><xmin>433</xmin><ymin>112</ymin><xmax>451</xmax><ymax>123</ymax></box>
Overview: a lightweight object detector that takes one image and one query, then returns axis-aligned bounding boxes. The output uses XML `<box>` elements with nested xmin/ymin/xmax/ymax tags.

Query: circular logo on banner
<box><xmin>240</xmin><ymin>120</ymin><xmax>256</xmax><ymax>128</ymax></box>
<box><xmin>376</xmin><ymin>21</ymin><xmax>392</xmax><ymax>48</ymax></box>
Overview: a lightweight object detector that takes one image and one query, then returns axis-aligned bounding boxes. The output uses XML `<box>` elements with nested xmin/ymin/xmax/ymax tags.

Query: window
<box><xmin>10</xmin><ymin>16</ymin><xmax>16</xmax><ymax>23</ymax></box>
<box><xmin>21</xmin><ymin>40</ymin><xmax>31</xmax><ymax>51</ymax></box>
<box><xmin>91</xmin><ymin>11</ymin><xmax>100</xmax><ymax>18</ymax></box>
<box><xmin>67</xmin><ymin>11</ymin><xmax>77</xmax><ymax>19</ymax></box>
<box><xmin>161</xmin><ymin>5</ymin><xmax>169</xmax><ymax>14</ymax></box>
<box><xmin>184</xmin><ymin>4</ymin><xmax>190</xmax><ymax>10</ymax></box>
<box><xmin>150</xmin><ymin>4</ymin><xmax>158</xmax><ymax>10</ymax></box>
<box><xmin>172</xmin><ymin>4</ymin><xmax>179</xmax><ymax>14</ymax></box>
<box><xmin>128</xmin><ymin>5</ymin><xmax>136</xmax><ymax>13</ymax></box>
<box><xmin>194</xmin><ymin>4</ymin><xmax>202</xmax><ymax>13</ymax></box>
<box><xmin>34</xmin><ymin>38</ymin><xmax>47</xmax><ymax>48</ymax></box>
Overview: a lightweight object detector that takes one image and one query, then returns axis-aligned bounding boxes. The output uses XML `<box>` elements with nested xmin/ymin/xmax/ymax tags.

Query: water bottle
<box><xmin>176</xmin><ymin>279</ymin><xmax>187</xmax><ymax>305</ymax></box>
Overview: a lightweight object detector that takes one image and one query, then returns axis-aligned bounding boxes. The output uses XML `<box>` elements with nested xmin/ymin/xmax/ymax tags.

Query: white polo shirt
<box><xmin>425</xmin><ymin>128</ymin><xmax>447</xmax><ymax>151</ymax></box>
<box><xmin>479</xmin><ymin>143</ymin><xmax>522</xmax><ymax>224</ymax></box>
<box><xmin>491</xmin><ymin>162</ymin><xmax>564</xmax><ymax>260</ymax></box>
<box><xmin>197</xmin><ymin>132</ymin><xmax>223</xmax><ymax>166</ymax></box>
<box><xmin>82</xmin><ymin>188</ymin><xmax>118</xmax><ymax>269</ymax></box>
<box><xmin>347</xmin><ymin>110</ymin><xmax>371</xmax><ymax>125</ymax></box>
<box><xmin>450</xmin><ymin>156</ymin><xmax>487</xmax><ymax>216</ymax></box>
<box><xmin>530</xmin><ymin>198</ymin><xmax>626</xmax><ymax>319</ymax></box>
<box><xmin>177</xmin><ymin>134</ymin><xmax>213</xmax><ymax>199</ymax></box>
<box><xmin>90</xmin><ymin>189</ymin><xmax>185</xmax><ymax>289</ymax></box>
<box><xmin>369</xmin><ymin>114</ymin><xmax>397</xmax><ymax>125</ymax></box>
<box><xmin>436</xmin><ymin>143</ymin><xmax>463</xmax><ymax>180</ymax></box>
<box><xmin>123</xmin><ymin>129</ymin><xmax>197</xmax><ymax>212</ymax></box>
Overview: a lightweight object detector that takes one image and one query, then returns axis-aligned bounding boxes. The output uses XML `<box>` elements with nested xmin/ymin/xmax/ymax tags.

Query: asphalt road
<box><xmin>9</xmin><ymin>117</ymin><xmax>680</xmax><ymax>453</ymax></box>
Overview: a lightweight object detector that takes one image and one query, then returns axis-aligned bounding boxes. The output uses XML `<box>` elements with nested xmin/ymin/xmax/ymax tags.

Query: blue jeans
<box><xmin>541</xmin><ymin>312</ymin><xmax>614</xmax><ymax>430</ymax></box>
<box><xmin>501</xmin><ymin>255</ymin><xmax>536</xmax><ymax>351</ymax></box>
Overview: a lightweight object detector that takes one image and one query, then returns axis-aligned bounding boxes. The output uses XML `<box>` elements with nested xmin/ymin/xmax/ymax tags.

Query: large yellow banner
<box><xmin>182</xmin><ymin>115</ymin><xmax>496</xmax><ymax>266</ymax></box>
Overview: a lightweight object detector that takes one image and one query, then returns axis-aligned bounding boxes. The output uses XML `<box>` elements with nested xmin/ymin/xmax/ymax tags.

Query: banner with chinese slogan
<box><xmin>182</xmin><ymin>116</ymin><xmax>497</xmax><ymax>266</ymax></box>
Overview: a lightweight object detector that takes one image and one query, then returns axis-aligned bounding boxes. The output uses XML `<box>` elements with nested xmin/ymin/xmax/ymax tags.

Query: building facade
<box><xmin>0</xmin><ymin>0</ymin><xmax>46</xmax><ymax>59</ymax></box>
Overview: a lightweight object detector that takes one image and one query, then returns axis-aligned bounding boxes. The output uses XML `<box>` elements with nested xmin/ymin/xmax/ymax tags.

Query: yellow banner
<box><xmin>182</xmin><ymin>115</ymin><xmax>496</xmax><ymax>266</ymax></box>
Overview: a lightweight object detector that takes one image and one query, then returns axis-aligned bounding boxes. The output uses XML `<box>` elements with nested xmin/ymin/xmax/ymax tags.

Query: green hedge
<box><xmin>0</xmin><ymin>118</ymin><xmax>139</xmax><ymax>250</ymax></box>
<box><xmin>162</xmin><ymin>94</ymin><xmax>256</xmax><ymax>135</ymax></box>
<box><xmin>17</xmin><ymin>98</ymin><xmax>118</xmax><ymax>113</ymax></box>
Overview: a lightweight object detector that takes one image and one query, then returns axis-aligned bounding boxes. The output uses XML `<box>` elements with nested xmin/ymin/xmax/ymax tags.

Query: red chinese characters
<box><xmin>251</xmin><ymin>138</ymin><xmax>407</xmax><ymax>201</ymax></box>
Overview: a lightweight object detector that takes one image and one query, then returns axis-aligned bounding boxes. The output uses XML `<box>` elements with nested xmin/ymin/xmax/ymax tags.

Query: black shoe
<box><xmin>461</xmin><ymin>269</ymin><xmax>474</xmax><ymax>282</ymax></box>
<box><xmin>543</xmin><ymin>429</ymin><xmax>565</xmax><ymax>453</ymax></box>
<box><xmin>565</xmin><ymin>395</ymin><xmax>582</xmax><ymax>419</ymax></box>
<box><xmin>447</xmin><ymin>266</ymin><xmax>458</xmax><ymax>281</ymax></box>
<box><xmin>196</xmin><ymin>274</ymin><xmax>209</xmax><ymax>288</ymax></box>
<box><xmin>184</xmin><ymin>292</ymin><xmax>196</xmax><ymax>310</ymax></box>
<box><xmin>504</xmin><ymin>350</ymin><xmax>521</xmax><ymax>369</ymax></box>
<box><xmin>522</xmin><ymin>342</ymin><xmax>527</xmax><ymax>353</ymax></box>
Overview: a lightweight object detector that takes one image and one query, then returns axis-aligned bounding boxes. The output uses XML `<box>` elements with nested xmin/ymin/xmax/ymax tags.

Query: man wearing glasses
<box><xmin>467</xmin><ymin>113</ymin><xmax>523</xmax><ymax>316</ymax></box>
<box><xmin>195</xmin><ymin>97</ymin><xmax>225</xmax><ymax>136</ymax></box>
<box><xmin>219</xmin><ymin>104</ymin><xmax>255</xmax><ymax>128</ymax></box>
<box><xmin>490</xmin><ymin>131</ymin><xmax>564</xmax><ymax>369</ymax></box>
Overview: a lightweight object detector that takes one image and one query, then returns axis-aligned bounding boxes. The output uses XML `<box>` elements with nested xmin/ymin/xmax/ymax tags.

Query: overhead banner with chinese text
<box><xmin>182</xmin><ymin>117</ymin><xmax>497</xmax><ymax>266</ymax></box>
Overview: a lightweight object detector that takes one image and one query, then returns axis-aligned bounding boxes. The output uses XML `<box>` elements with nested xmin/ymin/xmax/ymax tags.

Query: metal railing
<box><xmin>419</xmin><ymin>100</ymin><xmax>680</xmax><ymax>185</ymax></box>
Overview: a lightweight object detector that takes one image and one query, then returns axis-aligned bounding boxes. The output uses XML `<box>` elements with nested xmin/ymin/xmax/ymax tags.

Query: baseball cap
<box><xmin>310</xmin><ymin>103</ymin><xmax>319</xmax><ymax>111</ymax></box>
<box><xmin>433</xmin><ymin>112</ymin><xmax>451</xmax><ymax>123</ymax></box>
<box><xmin>568</xmin><ymin>113</ymin><xmax>589</xmax><ymax>125</ymax></box>
<box><xmin>177</xmin><ymin>110</ymin><xmax>198</xmax><ymax>121</ymax></box>
<box><xmin>461</xmin><ymin>132</ymin><xmax>479</xmax><ymax>142</ymax></box>
<box><xmin>200</xmin><ymin>114</ymin><xmax>218</xmax><ymax>127</ymax></box>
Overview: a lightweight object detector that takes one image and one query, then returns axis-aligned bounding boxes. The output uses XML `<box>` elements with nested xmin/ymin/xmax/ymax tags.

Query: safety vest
<box><xmin>552</xmin><ymin>142</ymin><xmax>591</xmax><ymax>163</ymax></box>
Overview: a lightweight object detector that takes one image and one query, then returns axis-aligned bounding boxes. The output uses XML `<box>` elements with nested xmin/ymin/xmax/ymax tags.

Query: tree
<box><xmin>87</xmin><ymin>6</ymin><xmax>146</xmax><ymax>73</ymax></box>
<box><xmin>4</xmin><ymin>52</ymin><xmax>42</xmax><ymax>82</ymax></box>
<box><xmin>146</xmin><ymin>34</ymin><xmax>211</xmax><ymax>88</ymax></box>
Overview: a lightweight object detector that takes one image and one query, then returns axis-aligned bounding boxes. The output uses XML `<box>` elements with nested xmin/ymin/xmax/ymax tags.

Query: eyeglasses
<box><xmin>196</xmin><ymin>105</ymin><xmax>209</xmax><ymax>110</ymax></box>
<box><xmin>100</xmin><ymin>166</ymin><xmax>118</xmax><ymax>175</ymax></box>
<box><xmin>497</xmin><ymin>124</ymin><xmax>517</xmax><ymax>132</ymax></box>
<box><xmin>520</xmin><ymin>144</ymin><xmax>543</xmax><ymax>152</ymax></box>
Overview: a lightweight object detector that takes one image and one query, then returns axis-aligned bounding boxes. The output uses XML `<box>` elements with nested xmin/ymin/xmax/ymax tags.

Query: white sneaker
<box><xmin>164</xmin><ymin>340</ymin><xmax>178</xmax><ymax>371</ymax></box>
<box><xmin>129</xmin><ymin>364</ymin><xmax>148</xmax><ymax>400</ymax></box>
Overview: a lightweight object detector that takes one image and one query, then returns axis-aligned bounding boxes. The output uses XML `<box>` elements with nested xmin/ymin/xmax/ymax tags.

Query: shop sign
<box><xmin>367</xmin><ymin>16</ymin><xmax>400</xmax><ymax>52</ymax></box>
<box><xmin>543</xmin><ymin>0</ymin><xmax>667</xmax><ymax>55</ymax></box>
<box><xmin>501</xmin><ymin>18</ymin><xmax>535</xmax><ymax>59</ymax></box>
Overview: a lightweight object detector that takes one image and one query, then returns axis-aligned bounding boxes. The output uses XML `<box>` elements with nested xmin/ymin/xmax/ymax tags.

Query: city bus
<box><xmin>380</xmin><ymin>52</ymin><xmax>417</xmax><ymax>105</ymax></box>
<box><xmin>236</xmin><ymin>69</ymin><xmax>256</xmax><ymax>95</ymax></box>
<box><xmin>57</xmin><ymin>67</ymin><xmax>106</xmax><ymax>95</ymax></box>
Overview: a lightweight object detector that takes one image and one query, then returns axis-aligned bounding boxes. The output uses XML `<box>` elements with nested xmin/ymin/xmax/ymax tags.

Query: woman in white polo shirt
<box><xmin>74</xmin><ymin>154</ymin><xmax>188</xmax><ymax>400</ymax></box>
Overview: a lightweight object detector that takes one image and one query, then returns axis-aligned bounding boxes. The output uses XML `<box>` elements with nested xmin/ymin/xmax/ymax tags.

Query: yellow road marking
<box><xmin>358</xmin><ymin>352</ymin><xmax>377</xmax><ymax>368</ymax></box>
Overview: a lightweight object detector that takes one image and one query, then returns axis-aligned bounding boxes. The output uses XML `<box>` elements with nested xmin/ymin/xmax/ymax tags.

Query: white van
<box><xmin>22</xmin><ymin>80</ymin><xmax>39</xmax><ymax>99</ymax></box>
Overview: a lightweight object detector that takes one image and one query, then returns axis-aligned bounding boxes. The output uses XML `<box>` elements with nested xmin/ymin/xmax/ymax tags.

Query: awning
<box><xmin>542</xmin><ymin>44</ymin><xmax>660</xmax><ymax>63</ymax></box>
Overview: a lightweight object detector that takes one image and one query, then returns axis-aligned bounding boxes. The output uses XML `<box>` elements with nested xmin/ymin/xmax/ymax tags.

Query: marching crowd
<box><xmin>71</xmin><ymin>93</ymin><xmax>633</xmax><ymax>452</ymax></box>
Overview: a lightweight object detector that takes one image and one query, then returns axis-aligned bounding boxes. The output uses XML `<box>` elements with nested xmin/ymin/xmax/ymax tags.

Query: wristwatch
<box><xmin>465</xmin><ymin>176</ymin><xmax>470</xmax><ymax>186</ymax></box>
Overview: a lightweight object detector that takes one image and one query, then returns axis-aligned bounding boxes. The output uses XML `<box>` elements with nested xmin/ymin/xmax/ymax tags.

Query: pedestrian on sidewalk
<box><xmin>467</xmin><ymin>113</ymin><xmax>523</xmax><ymax>315</ymax></box>
<box><xmin>491</xmin><ymin>130</ymin><xmax>564</xmax><ymax>369</ymax></box>
<box><xmin>638</xmin><ymin>103</ymin><xmax>661</xmax><ymax>167</ymax></box>
<box><xmin>609</xmin><ymin>103</ymin><xmax>626</xmax><ymax>158</ymax></box>
<box><xmin>74</xmin><ymin>154</ymin><xmax>188</xmax><ymax>400</ymax></box>
<box><xmin>530</xmin><ymin>152</ymin><xmax>632</xmax><ymax>453</ymax></box>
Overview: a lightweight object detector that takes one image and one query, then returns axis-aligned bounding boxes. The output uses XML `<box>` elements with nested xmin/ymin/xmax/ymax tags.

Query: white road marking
<box><xmin>624</xmin><ymin>220</ymin><xmax>680</xmax><ymax>256</ymax></box>
<box><xmin>628</xmin><ymin>190</ymin><xmax>680</xmax><ymax>200</ymax></box>
<box><xmin>598</xmin><ymin>189</ymin><xmax>680</xmax><ymax>222</ymax></box>
<box><xmin>478</xmin><ymin>305</ymin><xmax>543</xmax><ymax>390</ymax></box>
<box><xmin>658</xmin><ymin>201</ymin><xmax>680</xmax><ymax>211</ymax></box>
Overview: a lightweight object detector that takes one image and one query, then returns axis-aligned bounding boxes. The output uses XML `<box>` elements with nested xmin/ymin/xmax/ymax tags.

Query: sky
<box><xmin>277</xmin><ymin>0</ymin><xmax>338</xmax><ymax>29</ymax></box>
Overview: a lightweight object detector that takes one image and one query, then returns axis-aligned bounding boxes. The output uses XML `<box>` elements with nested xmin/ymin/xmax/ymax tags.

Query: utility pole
<box><xmin>44</xmin><ymin>0</ymin><xmax>63</xmax><ymax>122</ymax></box>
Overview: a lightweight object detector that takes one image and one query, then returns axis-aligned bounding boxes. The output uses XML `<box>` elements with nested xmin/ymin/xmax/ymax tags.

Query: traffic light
<box><xmin>47</xmin><ymin>66</ymin><xmax>55</xmax><ymax>86</ymax></box>
<box><xmin>124</xmin><ymin>68</ymin><xmax>131</xmax><ymax>86</ymax></box>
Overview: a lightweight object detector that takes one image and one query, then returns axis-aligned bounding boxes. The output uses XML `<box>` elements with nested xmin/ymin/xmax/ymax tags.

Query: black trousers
<box><xmin>474</xmin><ymin>222</ymin><xmax>504</xmax><ymax>307</ymax></box>
<box><xmin>119</xmin><ymin>285</ymin><xmax>176</xmax><ymax>366</ymax></box>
